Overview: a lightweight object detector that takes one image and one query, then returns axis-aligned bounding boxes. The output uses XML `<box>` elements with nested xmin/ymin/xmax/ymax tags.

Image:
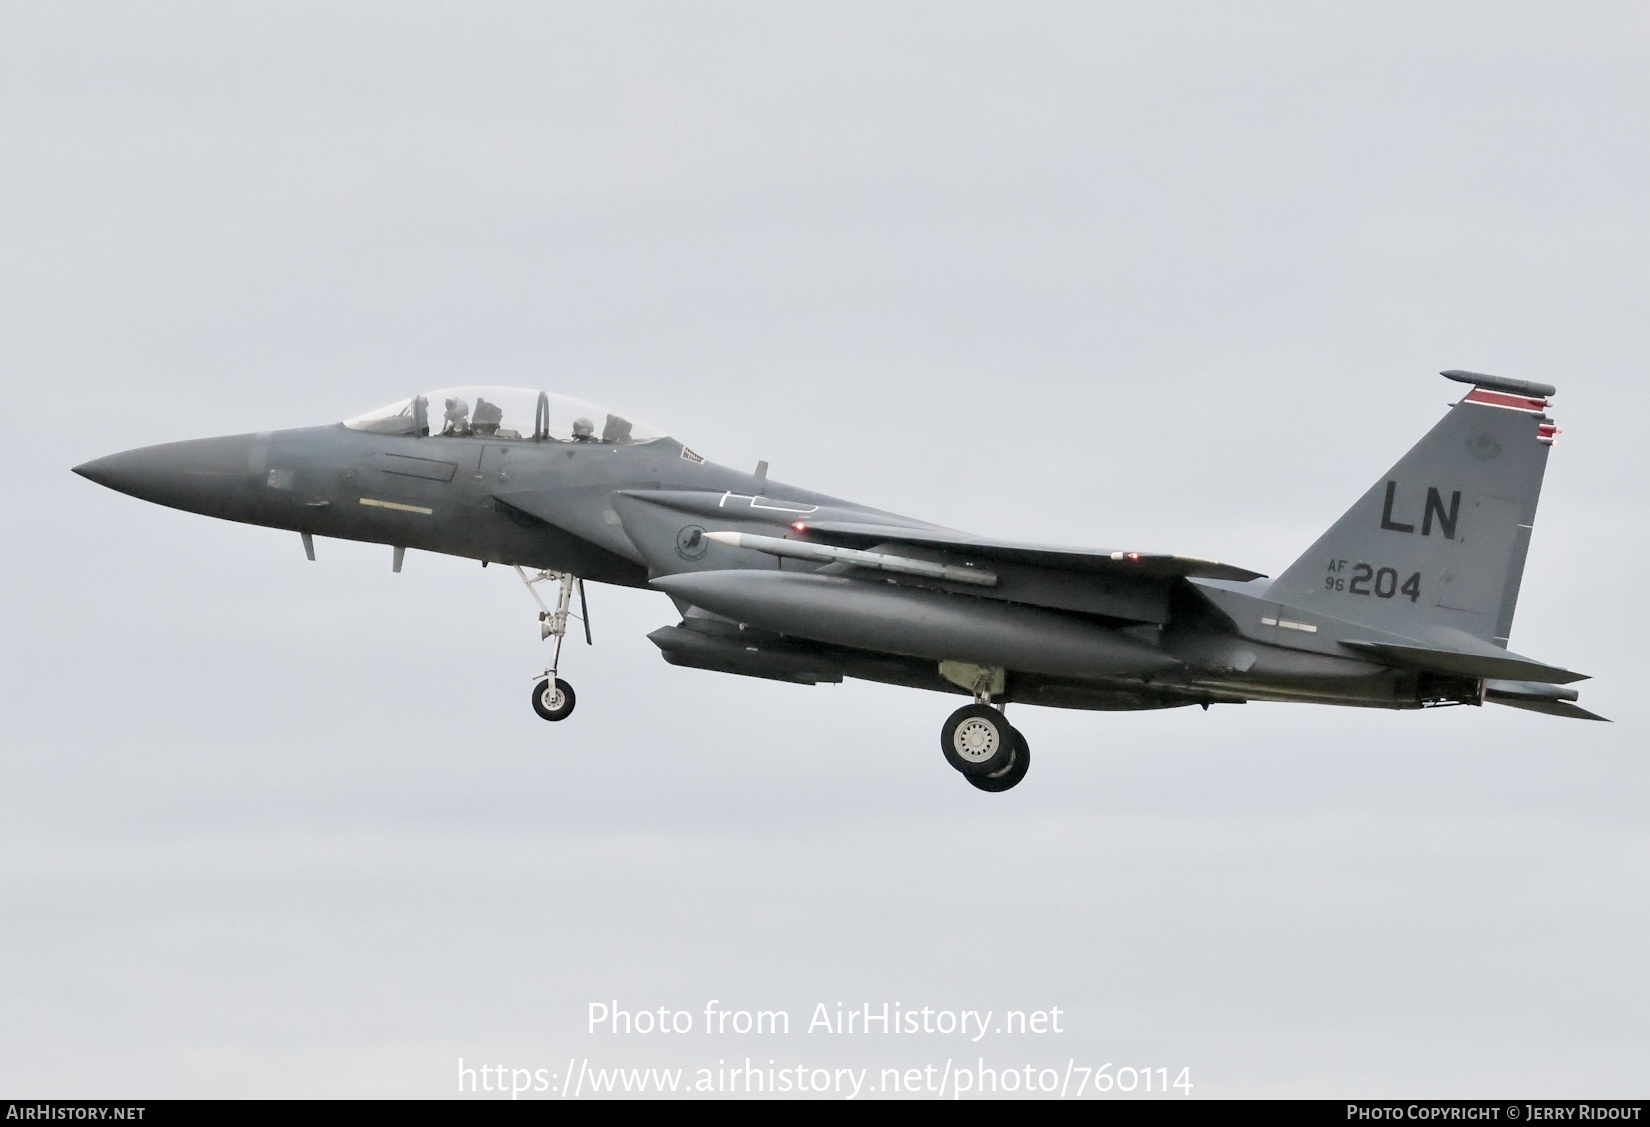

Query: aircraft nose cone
<box><xmin>72</xmin><ymin>453</ymin><xmax>140</xmax><ymax>490</ymax></box>
<box><xmin>73</xmin><ymin>434</ymin><xmax>258</xmax><ymax>516</ymax></box>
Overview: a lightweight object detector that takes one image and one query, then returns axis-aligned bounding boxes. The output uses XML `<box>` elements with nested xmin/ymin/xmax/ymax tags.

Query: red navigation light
<box><xmin>1126</xmin><ymin>552</ymin><xmax>1141</xmax><ymax>561</ymax></box>
<box><xmin>792</xmin><ymin>522</ymin><xmax>806</xmax><ymax>531</ymax></box>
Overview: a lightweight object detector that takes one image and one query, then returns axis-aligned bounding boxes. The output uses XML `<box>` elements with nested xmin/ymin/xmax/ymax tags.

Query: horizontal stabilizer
<box><xmin>1482</xmin><ymin>678</ymin><xmax>1605</xmax><ymax>720</ymax></box>
<box><xmin>1341</xmin><ymin>640</ymin><xmax>1587</xmax><ymax>685</ymax></box>
<box><xmin>1486</xmin><ymin>697</ymin><xmax>1609</xmax><ymax>722</ymax></box>
<box><xmin>794</xmin><ymin>521</ymin><xmax>1266</xmax><ymax>582</ymax></box>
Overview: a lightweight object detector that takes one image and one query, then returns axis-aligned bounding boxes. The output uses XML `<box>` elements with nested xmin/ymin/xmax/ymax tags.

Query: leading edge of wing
<box><xmin>792</xmin><ymin>520</ymin><xmax>1267</xmax><ymax>582</ymax></box>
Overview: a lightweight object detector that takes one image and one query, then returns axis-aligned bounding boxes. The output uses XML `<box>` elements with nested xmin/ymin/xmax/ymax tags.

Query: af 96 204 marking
<box><xmin>1325</xmin><ymin>559</ymin><xmax>1421</xmax><ymax>602</ymax></box>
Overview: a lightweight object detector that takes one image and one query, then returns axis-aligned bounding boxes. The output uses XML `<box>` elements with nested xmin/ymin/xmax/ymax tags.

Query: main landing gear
<box><xmin>515</xmin><ymin>566</ymin><xmax>589</xmax><ymax>723</ymax></box>
<box><xmin>941</xmin><ymin>701</ymin><xmax>1031</xmax><ymax>793</ymax></box>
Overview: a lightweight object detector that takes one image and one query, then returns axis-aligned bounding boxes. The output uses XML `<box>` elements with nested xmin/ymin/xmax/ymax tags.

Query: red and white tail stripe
<box><xmin>1461</xmin><ymin>386</ymin><xmax>1560</xmax><ymax>445</ymax></box>
<box><xmin>1463</xmin><ymin>387</ymin><xmax>1549</xmax><ymax>414</ymax></box>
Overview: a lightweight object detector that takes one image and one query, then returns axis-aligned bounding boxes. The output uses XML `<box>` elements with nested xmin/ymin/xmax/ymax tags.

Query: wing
<box><xmin>613</xmin><ymin>489</ymin><xmax>1266</xmax><ymax>593</ymax></box>
<box><xmin>792</xmin><ymin>520</ymin><xmax>1266</xmax><ymax>583</ymax></box>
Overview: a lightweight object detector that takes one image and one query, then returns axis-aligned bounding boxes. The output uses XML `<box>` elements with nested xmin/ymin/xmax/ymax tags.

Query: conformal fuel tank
<box><xmin>651</xmin><ymin>570</ymin><xmax>1180</xmax><ymax>681</ymax></box>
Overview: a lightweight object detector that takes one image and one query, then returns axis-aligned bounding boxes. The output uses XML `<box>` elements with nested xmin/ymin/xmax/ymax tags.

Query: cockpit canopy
<box><xmin>343</xmin><ymin>387</ymin><xmax>668</xmax><ymax>445</ymax></box>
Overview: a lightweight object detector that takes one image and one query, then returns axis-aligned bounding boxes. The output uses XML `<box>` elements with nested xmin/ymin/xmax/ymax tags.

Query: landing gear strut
<box><xmin>516</xmin><ymin>566</ymin><xmax>589</xmax><ymax>722</ymax></box>
<box><xmin>940</xmin><ymin>701</ymin><xmax>1031</xmax><ymax>792</ymax></box>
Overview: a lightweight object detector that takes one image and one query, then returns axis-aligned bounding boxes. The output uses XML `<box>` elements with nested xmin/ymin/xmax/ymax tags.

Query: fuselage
<box><xmin>72</xmin><ymin>374</ymin><xmax>1598</xmax><ymax>793</ymax></box>
<box><xmin>71</xmin><ymin>404</ymin><xmax>1419</xmax><ymax>715</ymax></box>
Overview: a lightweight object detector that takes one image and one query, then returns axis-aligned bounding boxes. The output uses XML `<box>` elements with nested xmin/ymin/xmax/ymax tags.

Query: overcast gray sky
<box><xmin>1</xmin><ymin>1</ymin><xmax>1646</xmax><ymax>1098</ymax></box>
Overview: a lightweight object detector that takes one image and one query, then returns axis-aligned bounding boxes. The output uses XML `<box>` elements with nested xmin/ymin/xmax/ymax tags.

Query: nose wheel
<box><xmin>941</xmin><ymin>702</ymin><xmax>1031</xmax><ymax>791</ymax></box>
<box><xmin>515</xmin><ymin>566</ymin><xmax>590</xmax><ymax>723</ymax></box>
<box><xmin>531</xmin><ymin>677</ymin><xmax>576</xmax><ymax>722</ymax></box>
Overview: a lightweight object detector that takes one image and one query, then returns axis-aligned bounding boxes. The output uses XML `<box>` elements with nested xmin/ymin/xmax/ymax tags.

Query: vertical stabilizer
<box><xmin>1267</xmin><ymin>372</ymin><xmax>1559</xmax><ymax>647</ymax></box>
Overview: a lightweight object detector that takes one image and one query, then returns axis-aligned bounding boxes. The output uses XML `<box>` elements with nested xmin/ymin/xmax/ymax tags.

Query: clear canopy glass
<box><xmin>344</xmin><ymin>387</ymin><xmax>668</xmax><ymax>445</ymax></box>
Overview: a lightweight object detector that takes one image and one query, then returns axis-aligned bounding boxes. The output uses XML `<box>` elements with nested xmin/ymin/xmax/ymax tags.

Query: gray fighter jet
<box><xmin>73</xmin><ymin>370</ymin><xmax>1600</xmax><ymax>793</ymax></box>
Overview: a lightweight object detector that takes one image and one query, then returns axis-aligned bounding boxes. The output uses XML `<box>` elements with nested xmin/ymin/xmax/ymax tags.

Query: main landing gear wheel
<box><xmin>966</xmin><ymin>727</ymin><xmax>1030</xmax><ymax>792</ymax></box>
<box><xmin>531</xmin><ymin>677</ymin><xmax>576</xmax><ymax>722</ymax></box>
<box><xmin>941</xmin><ymin>703</ymin><xmax>1015</xmax><ymax>777</ymax></box>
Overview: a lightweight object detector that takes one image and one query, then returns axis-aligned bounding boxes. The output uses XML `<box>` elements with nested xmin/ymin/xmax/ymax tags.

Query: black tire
<box><xmin>940</xmin><ymin>703</ymin><xmax>1014</xmax><ymax>777</ymax></box>
<box><xmin>967</xmin><ymin>727</ymin><xmax>1031</xmax><ymax>792</ymax></box>
<box><xmin>531</xmin><ymin>677</ymin><xmax>576</xmax><ymax>722</ymax></box>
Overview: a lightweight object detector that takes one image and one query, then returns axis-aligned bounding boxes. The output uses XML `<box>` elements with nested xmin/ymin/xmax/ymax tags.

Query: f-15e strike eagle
<box><xmin>74</xmin><ymin>369</ymin><xmax>1599</xmax><ymax>793</ymax></box>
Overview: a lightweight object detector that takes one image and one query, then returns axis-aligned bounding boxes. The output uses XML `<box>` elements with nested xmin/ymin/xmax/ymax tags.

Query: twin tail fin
<box><xmin>1268</xmin><ymin>370</ymin><xmax>1559</xmax><ymax>650</ymax></box>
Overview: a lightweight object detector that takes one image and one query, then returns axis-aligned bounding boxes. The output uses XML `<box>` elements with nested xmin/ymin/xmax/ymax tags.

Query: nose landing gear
<box><xmin>515</xmin><ymin>566</ymin><xmax>589</xmax><ymax>722</ymax></box>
